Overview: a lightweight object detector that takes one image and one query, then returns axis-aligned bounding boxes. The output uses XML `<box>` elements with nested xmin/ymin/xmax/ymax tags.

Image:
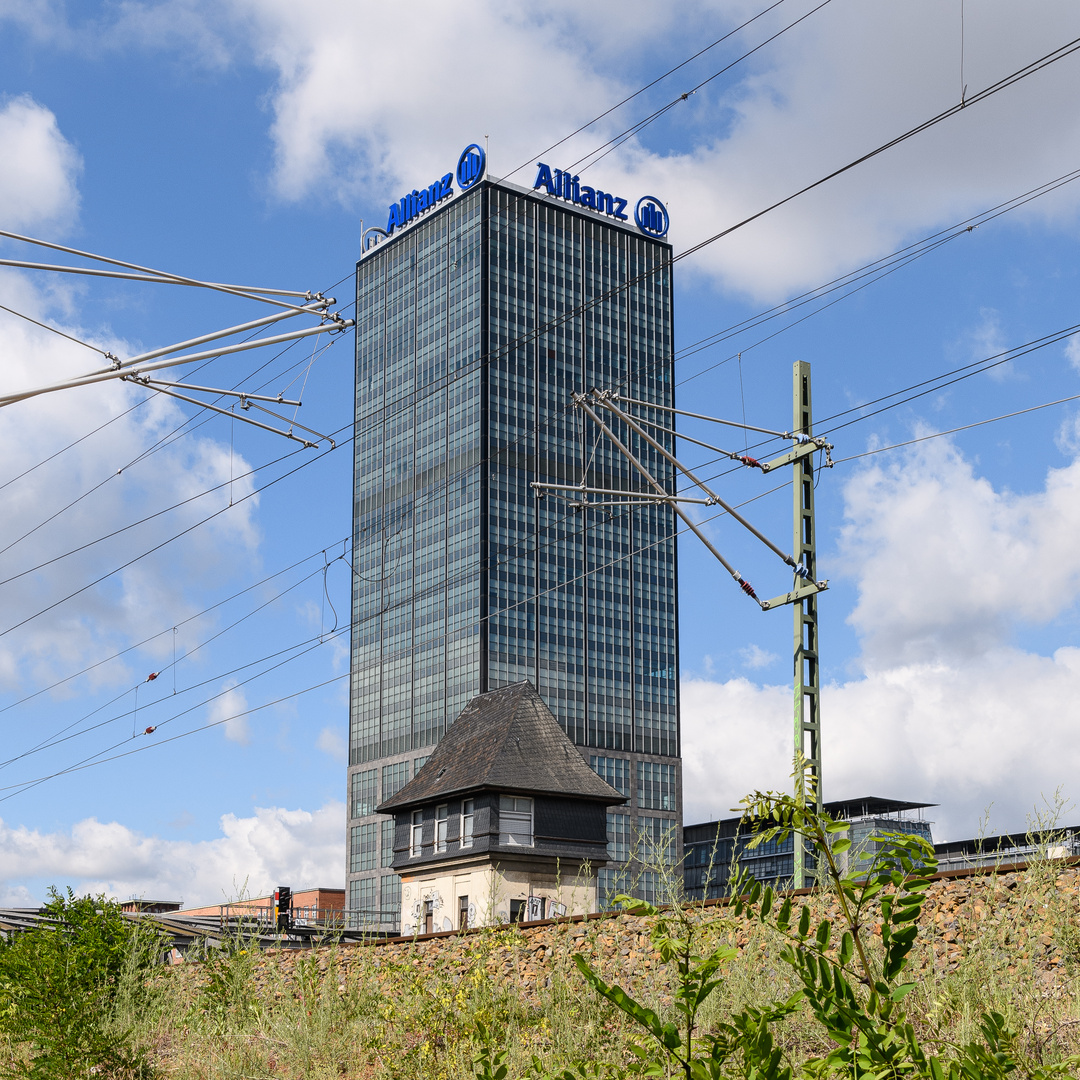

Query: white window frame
<box><xmin>435</xmin><ymin>804</ymin><xmax>448</xmax><ymax>853</ymax></box>
<box><xmin>410</xmin><ymin>810</ymin><xmax>423</xmax><ymax>857</ymax></box>
<box><xmin>499</xmin><ymin>795</ymin><xmax>533</xmax><ymax>847</ymax></box>
<box><xmin>461</xmin><ymin>799</ymin><xmax>475</xmax><ymax>848</ymax></box>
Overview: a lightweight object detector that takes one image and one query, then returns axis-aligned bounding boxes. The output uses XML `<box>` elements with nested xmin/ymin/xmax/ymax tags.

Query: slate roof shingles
<box><xmin>376</xmin><ymin>681</ymin><xmax>625</xmax><ymax>811</ymax></box>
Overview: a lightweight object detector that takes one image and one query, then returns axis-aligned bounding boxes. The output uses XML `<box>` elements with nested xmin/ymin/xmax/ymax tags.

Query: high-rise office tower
<box><xmin>347</xmin><ymin>147</ymin><xmax>680</xmax><ymax>928</ymax></box>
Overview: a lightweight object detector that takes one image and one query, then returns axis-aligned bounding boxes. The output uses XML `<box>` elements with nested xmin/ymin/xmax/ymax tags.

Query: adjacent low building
<box><xmin>684</xmin><ymin>796</ymin><xmax>935</xmax><ymax>898</ymax></box>
<box><xmin>120</xmin><ymin>899</ymin><xmax>182</xmax><ymax>914</ymax></box>
<box><xmin>179</xmin><ymin>888</ymin><xmax>346</xmax><ymax>927</ymax></box>
<box><xmin>377</xmin><ymin>681</ymin><xmax>626</xmax><ymax>932</ymax></box>
<box><xmin>934</xmin><ymin>825</ymin><xmax>1080</xmax><ymax>872</ymax></box>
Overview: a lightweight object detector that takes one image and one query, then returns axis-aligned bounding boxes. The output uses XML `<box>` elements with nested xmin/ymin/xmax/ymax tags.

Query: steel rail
<box><xmin>123</xmin><ymin>379</ymin><xmax>323</xmax><ymax>448</ymax></box>
<box><xmin>612</xmin><ymin>393</ymin><xmax>791</xmax><ymax>438</ymax></box>
<box><xmin>567</xmin><ymin>394</ymin><xmax>764</xmax><ymax>607</ymax></box>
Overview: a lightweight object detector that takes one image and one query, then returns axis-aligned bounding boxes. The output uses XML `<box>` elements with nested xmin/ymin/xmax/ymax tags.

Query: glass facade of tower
<box><xmin>348</xmin><ymin>178</ymin><xmax>680</xmax><ymax>928</ymax></box>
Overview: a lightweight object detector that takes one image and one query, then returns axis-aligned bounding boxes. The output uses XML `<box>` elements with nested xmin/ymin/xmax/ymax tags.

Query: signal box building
<box><xmin>348</xmin><ymin>143</ymin><xmax>681</xmax><ymax>928</ymax></box>
<box><xmin>377</xmin><ymin>681</ymin><xmax>626</xmax><ymax>932</ymax></box>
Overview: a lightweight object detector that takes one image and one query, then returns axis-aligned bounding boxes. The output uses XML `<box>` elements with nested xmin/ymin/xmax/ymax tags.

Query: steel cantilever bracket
<box><xmin>760</xmin><ymin>579</ymin><xmax>829</xmax><ymax>611</ymax></box>
<box><xmin>761</xmin><ymin>440</ymin><xmax>831</xmax><ymax>473</ymax></box>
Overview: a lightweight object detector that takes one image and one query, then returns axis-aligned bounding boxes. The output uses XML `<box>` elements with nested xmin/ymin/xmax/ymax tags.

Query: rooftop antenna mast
<box><xmin>533</xmin><ymin>362</ymin><xmax>833</xmax><ymax>888</ymax></box>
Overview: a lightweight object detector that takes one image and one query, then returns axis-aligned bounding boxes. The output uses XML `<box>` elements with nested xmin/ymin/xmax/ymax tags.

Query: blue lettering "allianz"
<box><xmin>533</xmin><ymin>162</ymin><xmax>628</xmax><ymax>221</ymax></box>
<box><xmin>387</xmin><ymin>172</ymin><xmax>454</xmax><ymax>234</ymax></box>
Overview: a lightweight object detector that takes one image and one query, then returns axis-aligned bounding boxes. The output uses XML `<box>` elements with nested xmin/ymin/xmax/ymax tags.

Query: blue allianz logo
<box><xmin>457</xmin><ymin>144</ymin><xmax>486</xmax><ymax>191</ymax></box>
<box><xmin>635</xmin><ymin>195</ymin><xmax>669</xmax><ymax>238</ymax></box>
<box><xmin>533</xmin><ymin>162</ymin><xmax>670</xmax><ymax>237</ymax></box>
<box><xmin>386</xmin><ymin>171</ymin><xmax>453</xmax><ymax>234</ymax></box>
<box><xmin>384</xmin><ymin>143</ymin><xmax>487</xmax><ymax>236</ymax></box>
<box><xmin>533</xmin><ymin>163</ymin><xmax>628</xmax><ymax>221</ymax></box>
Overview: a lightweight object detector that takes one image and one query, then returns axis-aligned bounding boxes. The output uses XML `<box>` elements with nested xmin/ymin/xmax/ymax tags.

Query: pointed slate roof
<box><xmin>376</xmin><ymin>681</ymin><xmax>626</xmax><ymax>811</ymax></box>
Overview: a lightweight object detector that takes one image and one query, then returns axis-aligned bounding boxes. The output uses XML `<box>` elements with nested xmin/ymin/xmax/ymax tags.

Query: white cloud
<box><xmin>108</xmin><ymin>0</ymin><xmax>231</xmax><ymax>67</ymax></box>
<box><xmin>0</xmin><ymin>2</ymin><xmax>70</xmax><ymax>43</ymax></box>
<box><xmin>683</xmin><ymin>646</ymin><xmax>1080</xmax><ymax>844</ymax></box>
<box><xmin>100</xmin><ymin>0</ymin><xmax>664</xmax><ymax>204</ymax></box>
<box><xmin>1056</xmin><ymin>410</ymin><xmax>1080</xmax><ymax>457</ymax></box>
<box><xmin>968</xmin><ymin>307</ymin><xmax>1008</xmax><ymax>375</ymax></box>
<box><xmin>682</xmin><ymin>673</ymin><xmax>790</xmax><ymax>823</ymax></box>
<box><xmin>316</xmin><ymin>725</ymin><xmax>346</xmax><ymax>762</ymax></box>
<box><xmin>0</xmin><ymin>882</ymin><xmax>38</xmax><ymax>907</ymax></box>
<box><xmin>839</xmin><ymin>437</ymin><xmax>1080</xmax><ymax>666</ymax></box>
<box><xmin>13</xmin><ymin>3</ymin><xmax>1080</xmax><ymax>299</ymax></box>
<box><xmin>0</xmin><ymin>801</ymin><xmax>345</xmax><ymax>906</ymax></box>
<box><xmin>628</xmin><ymin>1</ymin><xmax>1080</xmax><ymax>299</ymax></box>
<box><xmin>1065</xmin><ymin>333</ymin><xmax>1080</xmax><ymax>373</ymax></box>
<box><xmin>211</xmin><ymin>681</ymin><xmax>250</xmax><ymax>744</ymax></box>
<box><xmin>144</xmin><ymin>1</ymin><xmax>1080</xmax><ymax>300</ymax></box>
<box><xmin>738</xmin><ymin>643</ymin><xmax>777</xmax><ymax>670</ymax></box>
<box><xmin>0</xmin><ymin>95</ymin><xmax>81</xmax><ymax>233</ymax></box>
<box><xmin>683</xmin><ymin>437</ymin><xmax>1080</xmax><ymax>841</ymax></box>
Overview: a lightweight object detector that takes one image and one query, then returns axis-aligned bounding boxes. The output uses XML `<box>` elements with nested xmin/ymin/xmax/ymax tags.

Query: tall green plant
<box><xmin>0</xmin><ymin>887</ymin><xmax>162</xmax><ymax>1080</ymax></box>
<box><xmin>545</xmin><ymin>785</ymin><xmax>1080</xmax><ymax>1079</ymax></box>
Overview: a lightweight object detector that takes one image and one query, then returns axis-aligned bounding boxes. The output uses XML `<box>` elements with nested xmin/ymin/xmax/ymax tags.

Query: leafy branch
<box><xmin>522</xmin><ymin>779</ymin><xmax>1080</xmax><ymax>1080</ymax></box>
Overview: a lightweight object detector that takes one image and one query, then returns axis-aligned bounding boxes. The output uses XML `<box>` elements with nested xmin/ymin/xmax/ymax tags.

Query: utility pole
<box><xmin>792</xmin><ymin>360</ymin><xmax>822</xmax><ymax>889</ymax></box>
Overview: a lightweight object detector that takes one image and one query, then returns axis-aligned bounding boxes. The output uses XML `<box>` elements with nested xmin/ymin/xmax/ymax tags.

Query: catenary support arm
<box><xmin>0</xmin><ymin>258</ymin><xmax>314</xmax><ymax>297</ymax></box>
<box><xmin>0</xmin><ymin>320</ymin><xmax>354</xmax><ymax>408</ymax></box>
<box><xmin>570</xmin><ymin>394</ymin><xmax>766</xmax><ymax>608</ymax></box>
<box><xmin>593</xmin><ymin>391</ymin><xmax>803</xmax><ymax>572</ymax></box>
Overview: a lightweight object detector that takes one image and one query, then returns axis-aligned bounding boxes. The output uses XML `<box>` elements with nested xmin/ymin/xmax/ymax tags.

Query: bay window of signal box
<box><xmin>461</xmin><ymin>799</ymin><xmax>475</xmax><ymax>847</ymax></box>
<box><xmin>410</xmin><ymin>810</ymin><xmax>423</xmax><ymax>857</ymax></box>
<box><xmin>435</xmin><ymin>804</ymin><xmax>448</xmax><ymax>852</ymax></box>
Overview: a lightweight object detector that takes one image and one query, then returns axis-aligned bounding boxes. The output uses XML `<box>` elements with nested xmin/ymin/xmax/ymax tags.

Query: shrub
<box><xmin>0</xmin><ymin>887</ymin><xmax>162</xmax><ymax>1080</ymax></box>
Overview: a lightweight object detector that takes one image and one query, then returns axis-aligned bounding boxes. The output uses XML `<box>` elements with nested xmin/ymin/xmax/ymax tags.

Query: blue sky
<box><xmin>2</xmin><ymin>0</ymin><xmax>1080</xmax><ymax>904</ymax></box>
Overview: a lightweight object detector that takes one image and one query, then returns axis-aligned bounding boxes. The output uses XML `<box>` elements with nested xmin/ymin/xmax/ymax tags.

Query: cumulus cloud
<box><xmin>633</xmin><ymin>2</ymin><xmax>1080</xmax><ymax>298</ymax></box>
<box><xmin>682</xmin><ymin>646</ymin><xmax>1080</xmax><ymax>844</ymax></box>
<box><xmin>839</xmin><ymin>437</ymin><xmax>1080</xmax><ymax>665</ymax></box>
<box><xmin>0</xmin><ymin>95</ymin><xmax>81</xmax><ymax>233</ymax></box>
<box><xmin>968</xmin><ymin>308</ymin><xmax>1008</xmax><ymax>377</ymax></box>
<box><xmin>0</xmin><ymin>801</ymin><xmax>345</xmax><ymax>906</ymax></box>
<box><xmin>1065</xmin><ymin>333</ymin><xmax>1080</xmax><ymax>373</ymax></box>
<box><xmin>0</xmin><ymin>86</ymin><xmax>267</xmax><ymax>713</ymax></box>
<box><xmin>94</xmin><ymin>0</ymin><xmax>665</xmax><ymax>204</ymax></box>
<box><xmin>77</xmin><ymin>0</ymin><xmax>1080</xmax><ymax>299</ymax></box>
<box><xmin>683</xmin><ymin>437</ymin><xmax>1080</xmax><ymax>841</ymax></box>
<box><xmin>316</xmin><ymin>725</ymin><xmax>346</xmax><ymax>762</ymax></box>
<box><xmin>211</xmin><ymin>681</ymin><xmax>251</xmax><ymax>744</ymax></box>
<box><xmin>6</xmin><ymin>2</ymin><xmax>1080</xmax><ymax>297</ymax></box>
<box><xmin>0</xmin><ymin>2</ymin><xmax>70</xmax><ymax>43</ymax></box>
<box><xmin>738</xmin><ymin>643</ymin><xmax>777</xmax><ymax>670</ymax></box>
